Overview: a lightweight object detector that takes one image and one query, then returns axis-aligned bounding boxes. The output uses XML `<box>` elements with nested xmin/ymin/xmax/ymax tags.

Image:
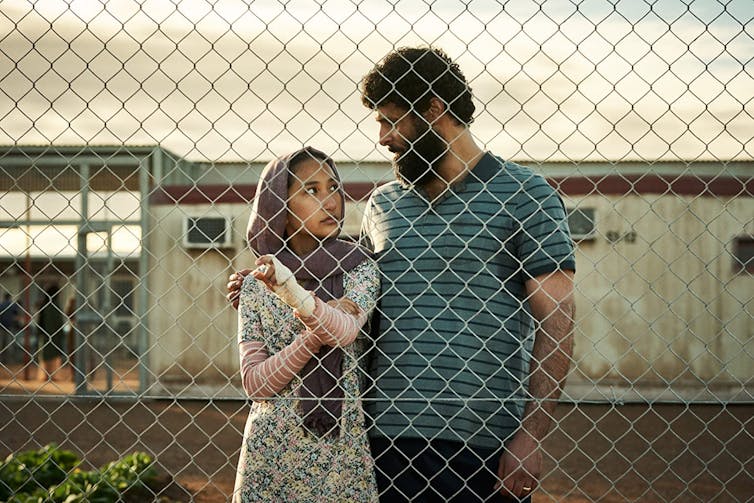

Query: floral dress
<box><xmin>234</xmin><ymin>259</ymin><xmax>380</xmax><ymax>503</ymax></box>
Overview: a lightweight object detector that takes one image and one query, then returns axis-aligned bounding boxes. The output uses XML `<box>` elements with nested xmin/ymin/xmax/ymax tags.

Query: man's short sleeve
<box><xmin>514</xmin><ymin>175</ymin><xmax>576</xmax><ymax>278</ymax></box>
<box><xmin>359</xmin><ymin>193</ymin><xmax>376</xmax><ymax>252</ymax></box>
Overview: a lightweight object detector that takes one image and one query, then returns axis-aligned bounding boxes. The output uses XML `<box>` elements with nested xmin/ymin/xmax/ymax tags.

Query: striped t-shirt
<box><xmin>360</xmin><ymin>152</ymin><xmax>576</xmax><ymax>450</ymax></box>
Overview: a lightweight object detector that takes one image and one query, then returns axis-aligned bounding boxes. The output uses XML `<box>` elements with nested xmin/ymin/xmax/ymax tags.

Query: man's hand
<box><xmin>226</xmin><ymin>269</ymin><xmax>252</xmax><ymax>309</ymax></box>
<box><xmin>496</xmin><ymin>430</ymin><xmax>541</xmax><ymax>499</ymax></box>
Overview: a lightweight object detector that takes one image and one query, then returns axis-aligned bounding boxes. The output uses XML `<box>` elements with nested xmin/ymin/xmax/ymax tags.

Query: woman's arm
<box><xmin>297</xmin><ymin>259</ymin><xmax>380</xmax><ymax>348</ymax></box>
<box><xmin>296</xmin><ymin>297</ymin><xmax>368</xmax><ymax>347</ymax></box>
<box><xmin>237</xmin><ymin>278</ymin><xmax>323</xmax><ymax>399</ymax></box>
<box><xmin>239</xmin><ymin>334</ymin><xmax>321</xmax><ymax>399</ymax></box>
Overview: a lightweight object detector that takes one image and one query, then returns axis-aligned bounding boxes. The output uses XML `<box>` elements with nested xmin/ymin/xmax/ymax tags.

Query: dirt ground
<box><xmin>1</xmin><ymin>393</ymin><xmax>751</xmax><ymax>502</ymax></box>
<box><xmin>1</xmin><ymin>362</ymin><xmax>752</xmax><ymax>502</ymax></box>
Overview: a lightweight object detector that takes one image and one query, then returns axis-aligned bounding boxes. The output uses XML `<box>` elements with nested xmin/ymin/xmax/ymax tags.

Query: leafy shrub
<box><xmin>101</xmin><ymin>452</ymin><xmax>157</xmax><ymax>492</ymax></box>
<box><xmin>0</xmin><ymin>444</ymin><xmax>79</xmax><ymax>499</ymax></box>
<box><xmin>0</xmin><ymin>444</ymin><xmax>158</xmax><ymax>503</ymax></box>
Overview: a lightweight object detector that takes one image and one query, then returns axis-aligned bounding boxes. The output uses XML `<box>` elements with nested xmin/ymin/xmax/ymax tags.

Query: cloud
<box><xmin>0</xmin><ymin>0</ymin><xmax>751</xmax><ymax>161</ymax></box>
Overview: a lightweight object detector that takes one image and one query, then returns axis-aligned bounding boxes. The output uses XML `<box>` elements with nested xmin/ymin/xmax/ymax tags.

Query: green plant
<box><xmin>47</xmin><ymin>470</ymin><xmax>120</xmax><ymax>503</ymax></box>
<box><xmin>0</xmin><ymin>444</ymin><xmax>158</xmax><ymax>503</ymax></box>
<box><xmin>101</xmin><ymin>452</ymin><xmax>157</xmax><ymax>492</ymax></box>
<box><xmin>0</xmin><ymin>444</ymin><xmax>79</xmax><ymax>500</ymax></box>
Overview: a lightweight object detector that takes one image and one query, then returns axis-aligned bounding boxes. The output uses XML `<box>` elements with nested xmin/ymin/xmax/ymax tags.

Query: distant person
<box><xmin>37</xmin><ymin>284</ymin><xmax>66</xmax><ymax>381</ymax></box>
<box><xmin>232</xmin><ymin>147</ymin><xmax>380</xmax><ymax>502</ymax></box>
<box><xmin>63</xmin><ymin>296</ymin><xmax>77</xmax><ymax>380</ymax></box>
<box><xmin>0</xmin><ymin>292</ymin><xmax>20</xmax><ymax>364</ymax></box>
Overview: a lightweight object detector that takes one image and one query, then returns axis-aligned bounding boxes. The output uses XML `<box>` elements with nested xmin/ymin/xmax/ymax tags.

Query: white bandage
<box><xmin>267</xmin><ymin>256</ymin><xmax>316</xmax><ymax>317</ymax></box>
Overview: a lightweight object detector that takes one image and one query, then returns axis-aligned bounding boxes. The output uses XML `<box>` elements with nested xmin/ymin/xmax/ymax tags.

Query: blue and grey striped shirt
<box><xmin>361</xmin><ymin>152</ymin><xmax>576</xmax><ymax>449</ymax></box>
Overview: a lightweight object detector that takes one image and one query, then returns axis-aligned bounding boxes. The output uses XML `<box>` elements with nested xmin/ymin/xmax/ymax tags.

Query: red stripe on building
<box><xmin>550</xmin><ymin>175</ymin><xmax>753</xmax><ymax>197</ymax></box>
<box><xmin>150</xmin><ymin>175</ymin><xmax>752</xmax><ymax>205</ymax></box>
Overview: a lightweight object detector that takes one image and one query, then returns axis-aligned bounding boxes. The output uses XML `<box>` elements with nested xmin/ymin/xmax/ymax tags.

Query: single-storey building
<box><xmin>1</xmin><ymin>145</ymin><xmax>751</xmax><ymax>401</ymax></box>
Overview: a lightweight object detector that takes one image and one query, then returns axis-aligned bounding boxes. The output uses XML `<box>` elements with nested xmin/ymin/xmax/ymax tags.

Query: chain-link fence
<box><xmin>1</xmin><ymin>0</ymin><xmax>752</xmax><ymax>501</ymax></box>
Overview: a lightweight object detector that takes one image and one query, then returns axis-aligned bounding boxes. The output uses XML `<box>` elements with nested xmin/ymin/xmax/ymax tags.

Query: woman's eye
<box><xmin>305</xmin><ymin>187</ymin><xmax>317</xmax><ymax>195</ymax></box>
<box><xmin>329</xmin><ymin>184</ymin><xmax>338</xmax><ymax>193</ymax></box>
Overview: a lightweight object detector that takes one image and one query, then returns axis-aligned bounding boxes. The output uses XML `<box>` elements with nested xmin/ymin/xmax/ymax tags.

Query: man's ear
<box><xmin>424</xmin><ymin>97</ymin><xmax>447</xmax><ymax>124</ymax></box>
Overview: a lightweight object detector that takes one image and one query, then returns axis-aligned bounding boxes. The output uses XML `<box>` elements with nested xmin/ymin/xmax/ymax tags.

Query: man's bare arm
<box><xmin>497</xmin><ymin>269</ymin><xmax>575</xmax><ymax>498</ymax></box>
<box><xmin>521</xmin><ymin>269</ymin><xmax>575</xmax><ymax>440</ymax></box>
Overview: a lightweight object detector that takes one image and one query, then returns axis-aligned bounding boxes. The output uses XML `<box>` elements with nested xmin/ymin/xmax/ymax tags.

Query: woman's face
<box><xmin>284</xmin><ymin>158</ymin><xmax>343</xmax><ymax>255</ymax></box>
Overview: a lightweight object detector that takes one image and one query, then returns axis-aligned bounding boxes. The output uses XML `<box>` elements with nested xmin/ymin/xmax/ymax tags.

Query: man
<box><xmin>228</xmin><ymin>46</ymin><xmax>575</xmax><ymax>502</ymax></box>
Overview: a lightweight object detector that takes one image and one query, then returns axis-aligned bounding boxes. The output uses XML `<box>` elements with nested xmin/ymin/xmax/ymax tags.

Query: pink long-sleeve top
<box><xmin>237</xmin><ymin>259</ymin><xmax>379</xmax><ymax>399</ymax></box>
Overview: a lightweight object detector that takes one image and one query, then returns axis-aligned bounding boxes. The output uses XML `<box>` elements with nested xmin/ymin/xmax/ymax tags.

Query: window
<box><xmin>733</xmin><ymin>236</ymin><xmax>754</xmax><ymax>273</ymax></box>
<box><xmin>567</xmin><ymin>207</ymin><xmax>596</xmax><ymax>241</ymax></box>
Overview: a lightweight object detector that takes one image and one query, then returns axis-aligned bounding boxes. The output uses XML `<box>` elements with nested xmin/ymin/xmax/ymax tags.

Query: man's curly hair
<box><xmin>360</xmin><ymin>46</ymin><xmax>475</xmax><ymax>126</ymax></box>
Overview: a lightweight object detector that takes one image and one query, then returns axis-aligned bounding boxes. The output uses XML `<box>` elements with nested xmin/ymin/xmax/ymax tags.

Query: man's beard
<box><xmin>393</xmin><ymin>119</ymin><xmax>448</xmax><ymax>187</ymax></box>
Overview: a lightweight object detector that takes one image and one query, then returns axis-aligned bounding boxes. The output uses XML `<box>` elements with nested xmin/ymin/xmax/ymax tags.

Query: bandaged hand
<box><xmin>252</xmin><ymin>255</ymin><xmax>316</xmax><ymax>317</ymax></box>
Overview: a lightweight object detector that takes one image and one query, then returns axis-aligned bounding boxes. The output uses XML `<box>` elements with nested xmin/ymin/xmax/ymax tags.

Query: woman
<box><xmin>233</xmin><ymin>147</ymin><xmax>379</xmax><ymax>502</ymax></box>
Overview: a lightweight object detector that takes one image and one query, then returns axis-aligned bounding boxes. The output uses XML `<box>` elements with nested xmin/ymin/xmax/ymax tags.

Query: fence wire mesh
<box><xmin>0</xmin><ymin>0</ymin><xmax>752</xmax><ymax>501</ymax></box>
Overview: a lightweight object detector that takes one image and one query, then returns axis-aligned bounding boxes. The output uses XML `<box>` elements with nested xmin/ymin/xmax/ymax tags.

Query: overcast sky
<box><xmin>0</xmin><ymin>0</ymin><xmax>752</xmax><ymax>162</ymax></box>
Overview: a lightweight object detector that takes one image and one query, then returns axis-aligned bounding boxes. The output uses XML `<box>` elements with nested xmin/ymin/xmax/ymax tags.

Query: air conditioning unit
<box><xmin>183</xmin><ymin>216</ymin><xmax>233</xmax><ymax>249</ymax></box>
<box><xmin>567</xmin><ymin>207</ymin><xmax>596</xmax><ymax>241</ymax></box>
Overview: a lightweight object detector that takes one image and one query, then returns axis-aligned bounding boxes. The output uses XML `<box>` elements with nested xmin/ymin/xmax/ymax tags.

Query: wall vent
<box><xmin>183</xmin><ymin>216</ymin><xmax>232</xmax><ymax>249</ymax></box>
<box><xmin>567</xmin><ymin>207</ymin><xmax>596</xmax><ymax>241</ymax></box>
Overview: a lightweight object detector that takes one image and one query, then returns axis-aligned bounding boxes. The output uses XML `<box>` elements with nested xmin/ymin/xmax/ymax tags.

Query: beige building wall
<box><xmin>146</xmin><ymin>200</ymin><xmax>365</xmax><ymax>394</ymax></box>
<box><xmin>147</xmin><ymin>203</ymin><xmax>246</xmax><ymax>390</ymax></box>
<box><xmin>565</xmin><ymin>193</ymin><xmax>753</xmax><ymax>400</ymax></box>
<box><xmin>146</xmin><ymin>193</ymin><xmax>752</xmax><ymax>401</ymax></box>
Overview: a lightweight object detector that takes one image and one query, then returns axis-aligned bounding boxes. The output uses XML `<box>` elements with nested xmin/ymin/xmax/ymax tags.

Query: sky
<box><xmin>0</xmin><ymin>0</ymin><xmax>752</xmax><ymax>162</ymax></box>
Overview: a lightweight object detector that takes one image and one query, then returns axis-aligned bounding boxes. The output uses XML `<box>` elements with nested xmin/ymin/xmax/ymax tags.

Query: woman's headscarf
<box><xmin>246</xmin><ymin>146</ymin><xmax>370</xmax><ymax>437</ymax></box>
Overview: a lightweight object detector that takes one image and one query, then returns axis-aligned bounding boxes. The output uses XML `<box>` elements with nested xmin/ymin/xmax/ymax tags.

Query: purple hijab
<box><xmin>246</xmin><ymin>146</ymin><xmax>369</xmax><ymax>437</ymax></box>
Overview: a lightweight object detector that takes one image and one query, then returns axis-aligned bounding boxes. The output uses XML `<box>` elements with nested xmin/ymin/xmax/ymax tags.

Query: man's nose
<box><xmin>379</xmin><ymin>125</ymin><xmax>394</xmax><ymax>147</ymax></box>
